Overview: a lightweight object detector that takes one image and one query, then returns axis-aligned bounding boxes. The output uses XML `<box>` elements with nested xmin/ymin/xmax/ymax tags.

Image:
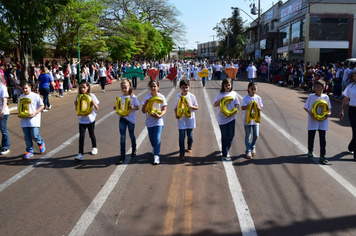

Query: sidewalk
<box><xmin>235</xmin><ymin>73</ymin><xmax>344</xmax><ymax>103</ymax></box>
<box><xmin>8</xmin><ymin>80</ymin><xmax>111</xmax><ymax>112</ymax></box>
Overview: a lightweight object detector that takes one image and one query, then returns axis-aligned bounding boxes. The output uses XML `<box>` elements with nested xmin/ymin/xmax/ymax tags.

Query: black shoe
<box><xmin>179</xmin><ymin>155</ymin><xmax>185</xmax><ymax>162</ymax></box>
<box><xmin>118</xmin><ymin>155</ymin><xmax>125</xmax><ymax>164</ymax></box>
<box><xmin>131</xmin><ymin>148</ymin><xmax>136</xmax><ymax>157</ymax></box>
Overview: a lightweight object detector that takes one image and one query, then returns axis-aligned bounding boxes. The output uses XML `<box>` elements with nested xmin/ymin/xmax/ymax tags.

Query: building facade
<box><xmin>197</xmin><ymin>41</ymin><xmax>219</xmax><ymax>59</ymax></box>
<box><xmin>245</xmin><ymin>0</ymin><xmax>356</xmax><ymax>64</ymax></box>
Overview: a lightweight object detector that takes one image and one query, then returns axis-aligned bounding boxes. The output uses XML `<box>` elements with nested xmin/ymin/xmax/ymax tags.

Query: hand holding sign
<box><xmin>167</xmin><ymin>68</ymin><xmax>178</xmax><ymax>81</ymax></box>
<box><xmin>225</xmin><ymin>68</ymin><xmax>238</xmax><ymax>79</ymax></box>
<box><xmin>147</xmin><ymin>69</ymin><xmax>159</xmax><ymax>80</ymax></box>
<box><xmin>198</xmin><ymin>69</ymin><xmax>209</xmax><ymax>78</ymax></box>
<box><xmin>124</xmin><ymin>67</ymin><xmax>144</xmax><ymax>81</ymax></box>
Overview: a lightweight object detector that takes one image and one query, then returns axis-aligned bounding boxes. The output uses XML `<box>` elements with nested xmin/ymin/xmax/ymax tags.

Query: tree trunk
<box><xmin>19</xmin><ymin>32</ymin><xmax>29</xmax><ymax>81</ymax></box>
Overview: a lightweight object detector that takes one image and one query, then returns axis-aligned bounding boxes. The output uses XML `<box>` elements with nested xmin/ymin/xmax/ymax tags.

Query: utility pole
<box><xmin>195</xmin><ymin>41</ymin><xmax>200</xmax><ymax>58</ymax></box>
<box><xmin>210</xmin><ymin>35</ymin><xmax>215</xmax><ymax>59</ymax></box>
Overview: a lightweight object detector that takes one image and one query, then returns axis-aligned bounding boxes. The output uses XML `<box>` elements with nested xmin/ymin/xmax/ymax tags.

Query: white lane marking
<box><xmin>69</xmin><ymin>87</ymin><xmax>176</xmax><ymax>236</ymax></box>
<box><xmin>0</xmin><ymin>89</ymin><xmax>148</xmax><ymax>193</ymax></box>
<box><xmin>203</xmin><ymin>89</ymin><xmax>258</xmax><ymax>236</ymax></box>
<box><xmin>0</xmin><ymin>134</ymin><xmax>78</xmax><ymax>192</ymax></box>
<box><xmin>234</xmin><ymin>92</ymin><xmax>356</xmax><ymax>199</ymax></box>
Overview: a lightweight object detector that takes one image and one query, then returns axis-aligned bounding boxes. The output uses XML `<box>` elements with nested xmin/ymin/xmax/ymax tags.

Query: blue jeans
<box><xmin>202</xmin><ymin>77</ymin><xmax>206</xmax><ymax>87</ymax></box>
<box><xmin>179</xmin><ymin>129</ymin><xmax>193</xmax><ymax>155</ymax></box>
<box><xmin>90</xmin><ymin>73</ymin><xmax>95</xmax><ymax>83</ymax></box>
<box><xmin>119</xmin><ymin>117</ymin><xmax>136</xmax><ymax>156</ymax></box>
<box><xmin>148</xmin><ymin>126</ymin><xmax>163</xmax><ymax>156</ymax></box>
<box><xmin>0</xmin><ymin>115</ymin><xmax>10</xmax><ymax>149</ymax></box>
<box><xmin>159</xmin><ymin>70</ymin><xmax>164</xmax><ymax>81</ymax></box>
<box><xmin>22</xmin><ymin>127</ymin><xmax>43</xmax><ymax>153</ymax></box>
<box><xmin>249</xmin><ymin>78</ymin><xmax>255</xmax><ymax>82</ymax></box>
<box><xmin>261</xmin><ymin>73</ymin><xmax>267</xmax><ymax>81</ymax></box>
<box><xmin>244</xmin><ymin>125</ymin><xmax>259</xmax><ymax>154</ymax></box>
<box><xmin>219</xmin><ymin>119</ymin><xmax>235</xmax><ymax>157</ymax></box>
<box><xmin>39</xmin><ymin>87</ymin><xmax>50</xmax><ymax>109</ymax></box>
<box><xmin>132</xmin><ymin>76</ymin><xmax>137</xmax><ymax>88</ymax></box>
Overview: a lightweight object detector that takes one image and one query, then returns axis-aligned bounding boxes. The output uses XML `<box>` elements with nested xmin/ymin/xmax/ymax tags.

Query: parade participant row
<box><xmin>2</xmin><ymin>73</ymin><xmax>355</xmax><ymax>164</ymax></box>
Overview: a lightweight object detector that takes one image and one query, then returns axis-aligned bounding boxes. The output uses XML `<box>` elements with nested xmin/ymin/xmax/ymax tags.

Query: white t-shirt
<box><xmin>75</xmin><ymin>93</ymin><xmax>99</xmax><ymax>124</ymax></box>
<box><xmin>118</xmin><ymin>94</ymin><xmax>139</xmax><ymax>124</ymax></box>
<box><xmin>173</xmin><ymin>92</ymin><xmax>198</xmax><ymax>129</ymax></box>
<box><xmin>71</xmin><ymin>64</ymin><xmax>77</xmax><ymax>75</ymax></box>
<box><xmin>213</xmin><ymin>91</ymin><xmax>240</xmax><ymax>125</ymax></box>
<box><xmin>99</xmin><ymin>67</ymin><xmax>106</xmax><ymax>77</ymax></box>
<box><xmin>214</xmin><ymin>65</ymin><xmax>223</xmax><ymax>72</ymax></box>
<box><xmin>0</xmin><ymin>84</ymin><xmax>9</xmax><ymax>115</ymax></box>
<box><xmin>246</xmin><ymin>65</ymin><xmax>257</xmax><ymax>78</ymax></box>
<box><xmin>18</xmin><ymin>92</ymin><xmax>43</xmax><ymax>128</ymax></box>
<box><xmin>303</xmin><ymin>94</ymin><xmax>332</xmax><ymax>130</ymax></box>
<box><xmin>242</xmin><ymin>94</ymin><xmax>263</xmax><ymax>125</ymax></box>
<box><xmin>141</xmin><ymin>93</ymin><xmax>167</xmax><ymax>127</ymax></box>
<box><xmin>343</xmin><ymin>83</ymin><xmax>356</xmax><ymax>106</ymax></box>
<box><xmin>343</xmin><ymin>67</ymin><xmax>351</xmax><ymax>82</ymax></box>
<box><xmin>142</xmin><ymin>63</ymin><xmax>147</xmax><ymax>70</ymax></box>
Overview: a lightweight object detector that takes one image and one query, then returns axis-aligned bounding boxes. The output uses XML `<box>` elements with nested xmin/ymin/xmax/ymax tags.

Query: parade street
<box><xmin>0</xmin><ymin>74</ymin><xmax>356</xmax><ymax>236</ymax></box>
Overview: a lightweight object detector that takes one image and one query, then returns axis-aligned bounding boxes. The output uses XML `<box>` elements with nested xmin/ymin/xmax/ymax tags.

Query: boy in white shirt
<box><xmin>174</xmin><ymin>79</ymin><xmax>198</xmax><ymax>161</ymax></box>
<box><xmin>303</xmin><ymin>80</ymin><xmax>331</xmax><ymax>164</ymax></box>
<box><xmin>18</xmin><ymin>81</ymin><xmax>46</xmax><ymax>159</ymax></box>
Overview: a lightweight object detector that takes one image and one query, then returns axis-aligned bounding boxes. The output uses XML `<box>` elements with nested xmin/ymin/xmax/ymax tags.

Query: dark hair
<box><xmin>121</xmin><ymin>78</ymin><xmax>133</xmax><ymax>96</ymax></box>
<box><xmin>148</xmin><ymin>79</ymin><xmax>159</xmax><ymax>87</ymax></box>
<box><xmin>247</xmin><ymin>82</ymin><xmax>257</xmax><ymax>94</ymax></box>
<box><xmin>179</xmin><ymin>79</ymin><xmax>190</xmax><ymax>87</ymax></box>
<box><xmin>20</xmin><ymin>80</ymin><xmax>30</xmax><ymax>87</ymax></box>
<box><xmin>314</xmin><ymin>79</ymin><xmax>325</xmax><ymax>87</ymax></box>
<box><xmin>220</xmin><ymin>78</ymin><xmax>233</xmax><ymax>92</ymax></box>
<box><xmin>78</xmin><ymin>80</ymin><xmax>91</xmax><ymax>94</ymax></box>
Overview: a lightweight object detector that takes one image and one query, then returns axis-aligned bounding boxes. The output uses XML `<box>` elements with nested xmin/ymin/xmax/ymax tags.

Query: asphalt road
<box><xmin>0</xmin><ymin>73</ymin><xmax>355</xmax><ymax>236</ymax></box>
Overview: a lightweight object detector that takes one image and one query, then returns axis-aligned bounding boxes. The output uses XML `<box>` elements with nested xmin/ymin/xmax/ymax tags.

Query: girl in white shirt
<box><xmin>213</xmin><ymin>78</ymin><xmax>240</xmax><ymax>160</ymax></box>
<box><xmin>115</xmin><ymin>79</ymin><xmax>140</xmax><ymax>164</ymax></box>
<box><xmin>74</xmin><ymin>81</ymin><xmax>99</xmax><ymax>161</ymax></box>
<box><xmin>241</xmin><ymin>82</ymin><xmax>263</xmax><ymax>159</ymax></box>
<box><xmin>141</xmin><ymin>80</ymin><xmax>167</xmax><ymax>164</ymax></box>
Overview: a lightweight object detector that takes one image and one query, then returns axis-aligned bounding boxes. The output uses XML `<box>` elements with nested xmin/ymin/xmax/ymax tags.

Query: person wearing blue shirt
<box><xmin>37</xmin><ymin>66</ymin><xmax>55</xmax><ymax>112</ymax></box>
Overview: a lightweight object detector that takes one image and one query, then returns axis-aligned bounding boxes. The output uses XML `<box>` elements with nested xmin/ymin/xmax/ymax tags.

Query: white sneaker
<box><xmin>48</xmin><ymin>105</ymin><xmax>52</xmax><ymax>110</ymax></box>
<box><xmin>102</xmin><ymin>90</ymin><xmax>105</xmax><ymax>93</ymax></box>
<box><xmin>42</xmin><ymin>109</ymin><xmax>48</xmax><ymax>112</ymax></box>
<box><xmin>91</xmin><ymin>147</ymin><xmax>98</xmax><ymax>155</ymax></box>
<box><xmin>75</xmin><ymin>153</ymin><xmax>84</xmax><ymax>161</ymax></box>
<box><xmin>154</xmin><ymin>155</ymin><xmax>160</xmax><ymax>165</ymax></box>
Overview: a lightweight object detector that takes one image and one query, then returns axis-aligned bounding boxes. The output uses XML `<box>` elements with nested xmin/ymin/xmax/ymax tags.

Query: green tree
<box><xmin>213</xmin><ymin>9</ymin><xmax>247</xmax><ymax>59</ymax></box>
<box><xmin>0</xmin><ymin>0</ymin><xmax>68</xmax><ymax>80</ymax></box>
<box><xmin>106</xmin><ymin>16</ymin><xmax>144</xmax><ymax>61</ymax></box>
<box><xmin>48</xmin><ymin>0</ymin><xmax>107</xmax><ymax>60</ymax></box>
<box><xmin>106</xmin><ymin>14</ymin><xmax>173</xmax><ymax>61</ymax></box>
<box><xmin>102</xmin><ymin>0</ymin><xmax>186</xmax><ymax>54</ymax></box>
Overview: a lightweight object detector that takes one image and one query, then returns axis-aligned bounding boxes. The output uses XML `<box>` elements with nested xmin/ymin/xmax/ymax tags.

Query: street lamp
<box><xmin>232</xmin><ymin>1</ymin><xmax>261</xmax><ymax>54</ymax></box>
<box><xmin>231</xmin><ymin>7</ymin><xmax>254</xmax><ymax>21</ymax></box>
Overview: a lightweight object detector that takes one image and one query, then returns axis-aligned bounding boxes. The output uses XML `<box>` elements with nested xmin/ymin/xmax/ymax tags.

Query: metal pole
<box><xmin>257</xmin><ymin>0</ymin><xmax>261</xmax><ymax>51</ymax></box>
<box><xmin>78</xmin><ymin>34</ymin><xmax>81</xmax><ymax>83</ymax></box>
<box><xmin>227</xmin><ymin>19</ymin><xmax>230</xmax><ymax>59</ymax></box>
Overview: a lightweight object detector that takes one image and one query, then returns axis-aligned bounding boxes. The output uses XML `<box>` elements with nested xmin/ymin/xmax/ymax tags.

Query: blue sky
<box><xmin>172</xmin><ymin>0</ymin><xmax>280</xmax><ymax>49</ymax></box>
